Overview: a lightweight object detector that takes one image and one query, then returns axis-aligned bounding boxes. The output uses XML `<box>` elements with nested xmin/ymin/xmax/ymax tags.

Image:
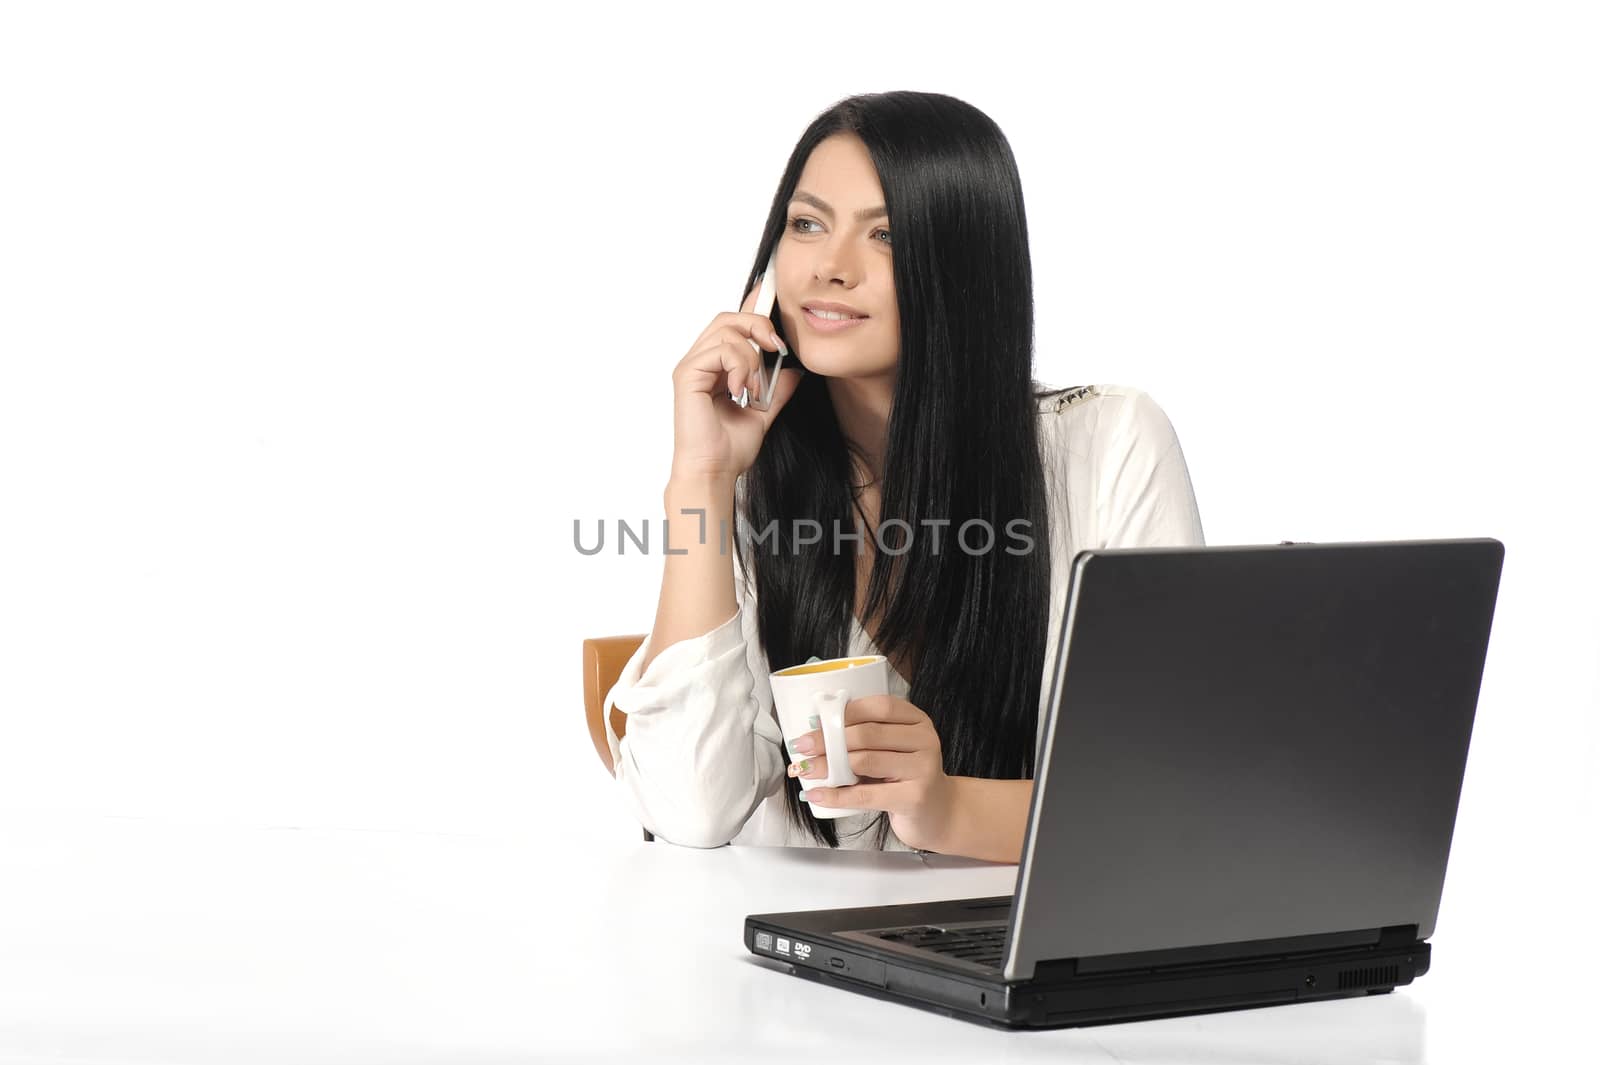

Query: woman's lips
<box><xmin>803</xmin><ymin>308</ymin><xmax>870</xmax><ymax>333</ymax></box>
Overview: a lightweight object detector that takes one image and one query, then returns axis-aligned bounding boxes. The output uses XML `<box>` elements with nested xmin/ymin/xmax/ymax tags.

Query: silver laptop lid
<box><xmin>1005</xmin><ymin>539</ymin><xmax>1504</xmax><ymax>982</ymax></box>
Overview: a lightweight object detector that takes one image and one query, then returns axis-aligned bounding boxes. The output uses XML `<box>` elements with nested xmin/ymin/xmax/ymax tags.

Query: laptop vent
<box><xmin>1336</xmin><ymin>963</ymin><xmax>1400</xmax><ymax>991</ymax></box>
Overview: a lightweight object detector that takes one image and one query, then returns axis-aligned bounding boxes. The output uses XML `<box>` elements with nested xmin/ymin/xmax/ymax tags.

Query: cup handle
<box><xmin>813</xmin><ymin>688</ymin><xmax>858</xmax><ymax>788</ymax></box>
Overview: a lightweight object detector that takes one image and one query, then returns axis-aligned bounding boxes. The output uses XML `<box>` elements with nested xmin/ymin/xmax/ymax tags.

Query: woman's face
<box><xmin>775</xmin><ymin>133</ymin><xmax>900</xmax><ymax>381</ymax></box>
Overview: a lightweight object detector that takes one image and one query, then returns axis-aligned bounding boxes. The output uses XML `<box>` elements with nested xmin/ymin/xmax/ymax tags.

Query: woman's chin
<box><xmin>790</xmin><ymin>351</ymin><xmax>897</xmax><ymax>380</ymax></box>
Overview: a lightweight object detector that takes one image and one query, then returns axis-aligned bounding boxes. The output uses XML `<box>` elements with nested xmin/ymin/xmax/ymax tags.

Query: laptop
<box><xmin>745</xmin><ymin>538</ymin><xmax>1504</xmax><ymax>1029</ymax></box>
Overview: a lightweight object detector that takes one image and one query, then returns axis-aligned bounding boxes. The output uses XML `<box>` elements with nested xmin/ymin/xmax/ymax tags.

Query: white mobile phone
<box><xmin>742</xmin><ymin>250</ymin><xmax>788</xmax><ymax>411</ymax></box>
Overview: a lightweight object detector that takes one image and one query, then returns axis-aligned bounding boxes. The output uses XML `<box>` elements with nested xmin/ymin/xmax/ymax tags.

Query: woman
<box><xmin>603</xmin><ymin>91</ymin><xmax>1204</xmax><ymax>861</ymax></box>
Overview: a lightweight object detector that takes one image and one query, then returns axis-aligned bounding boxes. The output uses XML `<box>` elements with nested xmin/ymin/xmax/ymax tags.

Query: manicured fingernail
<box><xmin>737</xmin><ymin>387</ymin><xmax>749</xmax><ymax>408</ymax></box>
<box><xmin>792</xmin><ymin>736</ymin><xmax>816</xmax><ymax>755</ymax></box>
<box><xmin>798</xmin><ymin>792</ymin><xmax>809</xmax><ymax>802</ymax></box>
<box><xmin>807</xmin><ymin>714</ymin><xmax>820</xmax><ymax>729</ymax></box>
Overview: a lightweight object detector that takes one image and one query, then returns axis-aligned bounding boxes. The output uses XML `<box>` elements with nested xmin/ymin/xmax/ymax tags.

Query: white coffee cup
<box><xmin>769</xmin><ymin>655</ymin><xmax>888</xmax><ymax>820</ymax></box>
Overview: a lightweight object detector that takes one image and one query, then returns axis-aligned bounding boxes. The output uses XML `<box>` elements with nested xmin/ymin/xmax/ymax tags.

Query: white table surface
<box><xmin>0</xmin><ymin>811</ymin><xmax>1589</xmax><ymax>1064</ymax></box>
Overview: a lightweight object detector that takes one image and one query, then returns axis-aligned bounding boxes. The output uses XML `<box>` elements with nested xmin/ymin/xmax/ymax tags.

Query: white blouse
<box><xmin>603</xmin><ymin>384</ymin><xmax>1206</xmax><ymax>850</ymax></box>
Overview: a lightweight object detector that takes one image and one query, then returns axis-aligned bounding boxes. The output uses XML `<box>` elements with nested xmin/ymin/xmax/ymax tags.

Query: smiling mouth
<box><xmin>803</xmin><ymin>308</ymin><xmax>870</xmax><ymax>332</ymax></box>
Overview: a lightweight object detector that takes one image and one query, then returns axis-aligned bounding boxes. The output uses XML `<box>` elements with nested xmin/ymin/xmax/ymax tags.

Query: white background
<box><xmin>1</xmin><ymin>1</ymin><xmax>1596</xmax><ymax>1057</ymax></box>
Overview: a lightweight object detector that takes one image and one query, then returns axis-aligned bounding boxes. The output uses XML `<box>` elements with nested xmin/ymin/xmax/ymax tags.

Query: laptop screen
<box><xmin>1007</xmin><ymin>539</ymin><xmax>1503</xmax><ymax>981</ymax></box>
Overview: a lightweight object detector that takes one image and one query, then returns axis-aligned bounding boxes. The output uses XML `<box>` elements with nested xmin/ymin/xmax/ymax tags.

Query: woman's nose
<box><xmin>812</xmin><ymin>248</ymin><xmax>862</xmax><ymax>287</ymax></box>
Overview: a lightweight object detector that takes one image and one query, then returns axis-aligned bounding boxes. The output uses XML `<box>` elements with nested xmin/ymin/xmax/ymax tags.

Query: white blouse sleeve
<box><xmin>1093</xmin><ymin>388</ymin><xmax>1206</xmax><ymax>549</ymax></box>
<box><xmin>600</xmin><ymin>553</ymin><xmax>787</xmax><ymax>848</ymax></box>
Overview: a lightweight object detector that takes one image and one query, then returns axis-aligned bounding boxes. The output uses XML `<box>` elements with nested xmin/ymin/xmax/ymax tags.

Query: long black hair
<box><xmin>735</xmin><ymin>91</ymin><xmax>1062</xmax><ymax>848</ymax></box>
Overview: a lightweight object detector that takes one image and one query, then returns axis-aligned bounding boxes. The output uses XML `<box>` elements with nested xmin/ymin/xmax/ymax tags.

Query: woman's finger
<box><xmin>789</xmin><ymin>752</ymin><xmax>827</xmax><ymax>781</ymax></box>
<box><xmin>680</xmin><ymin>338</ymin><xmax>761</xmax><ymax>403</ymax></box>
<box><xmin>845</xmin><ymin>748</ymin><xmax>921</xmax><ymax>781</ymax></box>
<box><xmin>686</xmin><ymin>282</ymin><xmax>784</xmax><ymax>357</ymax></box>
<box><xmin>842</xmin><ymin>694</ymin><xmax>927</xmax><ymax>726</ymax></box>
<box><xmin>841</xmin><ymin>721</ymin><xmax>927</xmax><ymax>753</ymax></box>
<box><xmin>790</xmin><ymin>748</ymin><xmax>907</xmax><ymax>784</ymax></box>
<box><xmin>791</xmin><ymin>720</ymin><xmax>925</xmax><ymax>762</ymax></box>
<box><xmin>711</xmin><ymin>323</ymin><xmax>780</xmax><ymax>403</ymax></box>
<box><xmin>807</xmin><ymin>782</ymin><xmax>897</xmax><ymax>810</ymax></box>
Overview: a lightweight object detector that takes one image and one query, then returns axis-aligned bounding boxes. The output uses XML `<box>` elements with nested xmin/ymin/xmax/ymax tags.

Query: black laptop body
<box><xmin>745</xmin><ymin>538</ymin><xmax>1504</xmax><ymax>1029</ymax></box>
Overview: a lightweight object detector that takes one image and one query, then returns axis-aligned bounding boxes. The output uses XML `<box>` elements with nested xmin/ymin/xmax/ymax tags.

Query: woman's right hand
<box><xmin>669</xmin><ymin>274</ymin><xmax>804</xmax><ymax>485</ymax></box>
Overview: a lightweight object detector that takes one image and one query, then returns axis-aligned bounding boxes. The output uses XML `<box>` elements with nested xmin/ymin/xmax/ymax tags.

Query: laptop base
<box><xmin>746</xmin><ymin>913</ymin><xmax>1429</xmax><ymax>1029</ymax></box>
<box><xmin>771</xmin><ymin>957</ymin><xmax>1408</xmax><ymax>1030</ymax></box>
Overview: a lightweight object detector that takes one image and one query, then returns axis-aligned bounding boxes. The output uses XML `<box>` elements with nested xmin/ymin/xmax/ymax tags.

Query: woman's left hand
<box><xmin>786</xmin><ymin>694</ymin><xmax>956</xmax><ymax>852</ymax></box>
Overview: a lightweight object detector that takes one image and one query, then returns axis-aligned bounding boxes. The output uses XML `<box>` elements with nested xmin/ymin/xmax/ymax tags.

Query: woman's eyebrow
<box><xmin>790</xmin><ymin>190</ymin><xmax>888</xmax><ymax>222</ymax></box>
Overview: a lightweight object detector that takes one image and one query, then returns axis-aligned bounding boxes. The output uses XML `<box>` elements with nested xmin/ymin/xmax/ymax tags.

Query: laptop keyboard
<box><xmin>869</xmin><ymin>923</ymin><xmax>1007</xmax><ymax>968</ymax></box>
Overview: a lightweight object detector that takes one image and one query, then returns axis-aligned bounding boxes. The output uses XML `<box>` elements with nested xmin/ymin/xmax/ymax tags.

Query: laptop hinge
<box><xmin>1378</xmin><ymin>924</ymin><xmax>1421</xmax><ymax>948</ymax></box>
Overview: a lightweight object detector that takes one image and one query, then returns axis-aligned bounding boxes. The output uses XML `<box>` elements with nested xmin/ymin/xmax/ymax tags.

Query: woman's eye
<box><xmin>786</xmin><ymin>217</ymin><xmax>891</xmax><ymax>246</ymax></box>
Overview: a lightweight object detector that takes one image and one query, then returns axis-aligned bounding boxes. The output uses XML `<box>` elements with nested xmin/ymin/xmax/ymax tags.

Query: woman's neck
<box><xmin>825</xmin><ymin>373</ymin><xmax>895</xmax><ymax>485</ymax></box>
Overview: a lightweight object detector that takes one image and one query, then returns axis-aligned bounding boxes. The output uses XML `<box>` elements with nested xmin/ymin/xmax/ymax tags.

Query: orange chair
<box><xmin>583</xmin><ymin>634</ymin><xmax>653</xmax><ymax>841</ymax></box>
